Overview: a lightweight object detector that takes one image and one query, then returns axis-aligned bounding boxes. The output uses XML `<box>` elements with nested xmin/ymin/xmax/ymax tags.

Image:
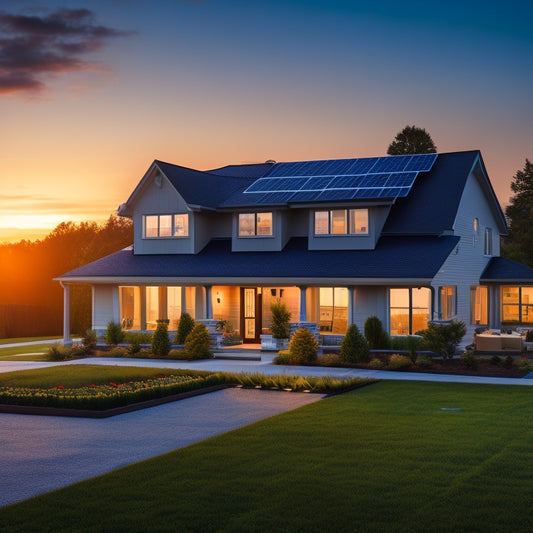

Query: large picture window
<box><xmin>439</xmin><ymin>286</ymin><xmax>456</xmax><ymax>320</ymax></box>
<box><xmin>319</xmin><ymin>287</ymin><xmax>348</xmax><ymax>334</ymax></box>
<box><xmin>238</xmin><ymin>212</ymin><xmax>272</xmax><ymax>236</ymax></box>
<box><xmin>314</xmin><ymin>209</ymin><xmax>368</xmax><ymax>235</ymax></box>
<box><xmin>471</xmin><ymin>286</ymin><xmax>488</xmax><ymax>325</ymax></box>
<box><xmin>143</xmin><ymin>213</ymin><xmax>189</xmax><ymax>238</ymax></box>
<box><xmin>389</xmin><ymin>287</ymin><xmax>431</xmax><ymax>335</ymax></box>
<box><xmin>502</xmin><ymin>286</ymin><xmax>533</xmax><ymax>324</ymax></box>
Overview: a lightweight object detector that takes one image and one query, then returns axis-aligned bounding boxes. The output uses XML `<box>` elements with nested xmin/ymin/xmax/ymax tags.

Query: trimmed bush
<box><xmin>127</xmin><ymin>341</ymin><xmax>141</xmax><ymax>356</ymax></box>
<box><xmin>151</xmin><ymin>320</ymin><xmax>171</xmax><ymax>357</ymax></box>
<box><xmin>124</xmin><ymin>331</ymin><xmax>153</xmax><ymax>344</ymax></box>
<box><xmin>105</xmin><ymin>321</ymin><xmax>125</xmax><ymax>345</ymax></box>
<box><xmin>490</xmin><ymin>355</ymin><xmax>501</xmax><ymax>365</ymax></box>
<box><xmin>273</xmin><ymin>352</ymin><xmax>291</xmax><ymax>365</ymax></box>
<box><xmin>503</xmin><ymin>355</ymin><xmax>514</xmax><ymax>369</ymax></box>
<box><xmin>340</xmin><ymin>324</ymin><xmax>370</xmax><ymax>363</ymax></box>
<box><xmin>460</xmin><ymin>350</ymin><xmax>479</xmax><ymax>370</ymax></box>
<box><xmin>368</xmin><ymin>358</ymin><xmax>386</xmax><ymax>369</ymax></box>
<box><xmin>388</xmin><ymin>354</ymin><xmax>412</xmax><ymax>370</ymax></box>
<box><xmin>107</xmin><ymin>346</ymin><xmax>127</xmax><ymax>358</ymax></box>
<box><xmin>174</xmin><ymin>313</ymin><xmax>195</xmax><ymax>344</ymax></box>
<box><xmin>364</xmin><ymin>316</ymin><xmax>391</xmax><ymax>349</ymax></box>
<box><xmin>270</xmin><ymin>299</ymin><xmax>291</xmax><ymax>339</ymax></box>
<box><xmin>47</xmin><ymin>344</ymin><xmax>72</xmax><ymax>361</ymax></box>
<box><xmin>417</xmin><ymin>320</ymin><xmax>467</xmax><ymax>360</ymax></box>
<box><xmin>81</xmin><ymin>329</ymin><xmax>97</xmax><ymax>353</ymax></box>
<box><xmin>289</xmin><ymin>327</ymin><xmax>318</xmax><ymax>364</ymax></box>
<box><xmin>415</xmin><ymin>354</ymin><xmax>434</xmax><ymax>368</ymax></box>
<box><xmin>185</xmin><ymin>323</ymin><xmax>213</xmax><ymax>359</ymax></box>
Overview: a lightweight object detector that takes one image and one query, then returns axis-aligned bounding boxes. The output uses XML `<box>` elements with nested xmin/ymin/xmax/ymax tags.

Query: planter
<box><xmin>260</xmin><ymin>335</ymin><xmax>289</xmax><ymax>351</ymax></box>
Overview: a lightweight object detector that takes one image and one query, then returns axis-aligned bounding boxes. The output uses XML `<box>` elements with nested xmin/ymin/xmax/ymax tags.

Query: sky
<box><xmin>1</xmin><ymin>0</ymin><xmax>532</xmax><ymax>243</ymax></box>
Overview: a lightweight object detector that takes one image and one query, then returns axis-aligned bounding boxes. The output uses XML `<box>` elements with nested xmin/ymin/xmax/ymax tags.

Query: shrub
<box><xmin>417</xmin><ymin>320</ymin><xmax>467</xmax><ymax>360</ymax></box>
<box><xmin>81</xmin><ymin>329</ymin><xmax>97</xmax><ymax>353</ymax></box>
<box><xmin>490</xmin><ymin>355</ymin><xmax>502</xmax><ymax>365</ymax></box>
<box><xmin>107</xmin><ymin>346</ymin><xmax>127</xmax><ymax>358</ymax></box>
<box><xmin>368</xmin><ymin>358</ymin><xmax>386</xmax><ymax>369</ymax></box>
<box><xmin>273</xmin><ymin>352</ymin><xmax>291</xmax><ymax>365</ymax></box>
<box><xmin>270</xmin><ymin>299</ymin><xmax>291</xmax><ymax>339</ymax></box>
<box><xmin>415</xmin><ymin>354</ymin><xmax>434</xmax><ymax>368</ymax></box>
<box><xmin>340</xmin><ymin>324</ymin><xmax>370</xmax><ymax>363</ymax></box>
<box><xmin>503</xmin><ymin>355</ymin><xmax>514</xmax><ymax>369</ymax></box>
<box><xmin>174</xmin><ymin>313</ymin><xmax>195</xmax><ymax>344</ymax></box>
<box><xmin>124</xmin><ymin>331</ymin><xmax>153</xmax><ymax>344</ymax></box>
<box><xmin>364</xmin><ymin>316</ymin><xmax>391</xmax><ymax>349</ymax></box>
<box><xmin>105</xmin><ymin>321</ymin><xmax>125</xmax><ymax>345</ymax></box>
<box><xmin>289</xmin><ymin>327</ymin><xmax>318</xmax><ymax>364</ymax></box>
<box><xmin>151</xmin><ymin>320</ymin><xmax>171</xmax><ymax>357</ymax></box>
<box><xmin>390</xmin><ymin>335</ymin><xmax>425</xmax><ymax>353</ymax></box>
<box><xmin>127</xmin><ymin>340</ymin><xmax>141</xmax><ymax>356</ymax></box>
<box><xmin>460</xmin><ymin>350</ymin><xmax>479</xmax><ymax>370</ymax></box>
<box><xmin>388</xmin><ymin>354</ymin><xmax>412</xmax><ymax>370</ymax></box>
<box><xmin>515</xmin><ymin>358</ymin><xmax>533</xmax><ymax>372</ymax></box>
<box><xmin>185</xmin><ymin>323</ymin><xmax>213</xmax><ymax>359</ymax></box>
<box><xmin>317</xmin><ymin>353</ymin><xmax>343</xmax><ymax>367</ymax></box>
<box><xmin>47</xmin><ymin>344</ymin><xmax>72</xmax><ymax>361</ymax></box>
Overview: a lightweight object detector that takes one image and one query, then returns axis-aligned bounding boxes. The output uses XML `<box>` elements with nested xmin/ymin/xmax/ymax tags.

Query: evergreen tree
<box><xmin>387</xmin><ymin>125</ymin><xmax>437</xmax><ymax>155</ymax></box>
<box><xmin>503</xmin><ymin>159</ymin><xmax>533</xmax><ymax>268</ymax></box>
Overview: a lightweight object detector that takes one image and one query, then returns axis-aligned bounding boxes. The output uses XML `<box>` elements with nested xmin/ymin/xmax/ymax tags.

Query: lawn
<box><xmin>0</xmin><ymin>380</ymin><xmax>531</xmax><ymax>532</ymax></box>
<box><xmin>0</xmin><ymin>344</ymin><xmax>54</xmax><ymax>361</ymax></box>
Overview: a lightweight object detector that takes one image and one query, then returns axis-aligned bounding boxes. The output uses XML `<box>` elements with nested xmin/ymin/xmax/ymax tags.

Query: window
<box><xmin>319</xmin><ymin>287</ymin><xmax>348</xmax><ymax>333</ymax></box>
<box><xmin>314</xmin><ymin>209</ymin><xmax>368</xmax><ymax>235</ymax></box>
<box><xmin>143</xmin><ymin>213</ymin><xmax>189</xmax><ymax>238</ymax></box>
<box><xmin>238</xmin><ymin>212</ymin><xmax>272</xmax><ymax>236</ymax></box>
<box><xmin>471</xmin><ymin>286</ymin><xmax>488</xmax><ymax>325</ymax></box>
<box><xmin>119</xmin><ymin>286</ymin><xmax>141</xmax><ymax>330</ymax></box>
<box><xmin>389</xmin><ymin>287</ymin><xmax>431</xmax><ymax>335</ymax></box>
<box><xmin>439</xmin><ymin>286</ymin><xmax>456</xmax><ymax>319</ymax></box>
<box><xmin>484</xmin><ymin>227</ymin><xmax>493</xmax><ymax>255</ymax></box>
<box><xmin>502</xmin><ymin>286</ymin><xmax>533</xmax><ymax>324</ymax></box>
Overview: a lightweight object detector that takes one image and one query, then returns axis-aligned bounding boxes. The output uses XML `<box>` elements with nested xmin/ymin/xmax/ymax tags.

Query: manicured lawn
<box><xmin>0</xmin><ymin>336</ymin><xmax>60</xmax><ymax>345</ymax></box>
<box><xmin>0</xmin><ymin>344</ymin><xmax>55</xmax><ymax>361</ymax></box>
<box><xmin>1</xmin><ymin>380</ymin><xmax>531</xmax><ymax>532</ymax></box>
<box><xmin>0</xmin><ymin>364</ymin><xmax>198</xmax><ymax>388</ymax></box>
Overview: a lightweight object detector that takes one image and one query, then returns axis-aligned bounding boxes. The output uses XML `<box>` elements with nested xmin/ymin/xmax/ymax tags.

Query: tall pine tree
<box><xmin>503</xmin><ymin>159</ymin><xmax>533</xmax><ymax>268</ymax></box>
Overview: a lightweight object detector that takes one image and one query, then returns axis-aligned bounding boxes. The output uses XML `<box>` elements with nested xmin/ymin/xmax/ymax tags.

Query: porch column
<box><xmin>112</xmin><ymin>286</ymin><xmax>120</xmax><ymax>324</ymax></box>
<box><xmin>60</xmin><ymin>282</ymin><xmax>71</xmax><ymax>345</ymax></box>
<box><xmin>205</xmin><ymin>285</ymin><xmax>213</xmax><ymax>320</ymax></box>
<box><xmin>348</xmin><ymin>286</ymin><xmax>355</xmax><ymax>325</ymax></box>
<box><xmin>299</xmin><ymin>286</ymin><xmax>307</xmax><ymax>321</ymax></box>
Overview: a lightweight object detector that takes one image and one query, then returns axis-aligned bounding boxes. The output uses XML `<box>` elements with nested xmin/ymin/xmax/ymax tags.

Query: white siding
<box><xmin>92</xmin><ymin>285</ymin><xmax>116</xmax><ymax>331</ymax></box>
<box><xmin>353</xmin><ymin>286</ymin><xmax>389</xmax><ymax>331</ymax></box>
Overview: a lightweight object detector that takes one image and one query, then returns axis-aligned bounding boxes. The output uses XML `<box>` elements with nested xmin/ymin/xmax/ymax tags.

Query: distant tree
<box><xmin>387</xmin><ymin>125</ymin><xmax>437</xmax><ymax>155</ymax></box>
<box><xmin>502</xmin><ymin>159</ymin><xmax>533</xmax><ymax>268</ymax></box>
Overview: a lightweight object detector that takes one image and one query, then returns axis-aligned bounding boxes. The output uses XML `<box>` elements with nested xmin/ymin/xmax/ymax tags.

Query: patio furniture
<box><xmin>474</xmin><ymin>331</ymin><xmax>523</xmax><ymax>352</ymax></box>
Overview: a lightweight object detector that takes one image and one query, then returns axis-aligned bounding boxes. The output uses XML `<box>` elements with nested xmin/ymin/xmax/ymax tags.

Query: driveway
<box><xmin>0</xmin><ymin>387</ymin><xmax>323</xmax><ymax>508</ymax></box>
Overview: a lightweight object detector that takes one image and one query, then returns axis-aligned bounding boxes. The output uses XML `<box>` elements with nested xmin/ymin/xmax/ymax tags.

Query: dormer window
<box><xmin>314</xmin><ymin>209</ymin><xmax>368</xmax><ymax>235</ymax></box>
<box><xmin>143</xmin><ymin>213</ymin><xmax>189</xmax><ymax>238</ymax></box>
<box><xmin>239</xmin><ymin>212</ymin><xmax>272</xmax><ymax>237</ymax></box>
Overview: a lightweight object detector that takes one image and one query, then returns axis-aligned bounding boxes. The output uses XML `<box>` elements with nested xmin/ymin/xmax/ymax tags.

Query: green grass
<box><xmin>1</xmin><ymin>380</ymin><xmax>532</xmax><ymax>532</ymax></box>
<box><xmin>0</xmin><ymin>364</ymin><xmax>203</xmax><ymax>388</ymax></box>
<box><xmin>0</xmin><ymin>344</ymin><xmax>56</xmax><ymax>361</ymax></box>
<box><xmin>0</xmin><ymin>336</ymin><xmax>59</xmax><ymax>345</ymax></box>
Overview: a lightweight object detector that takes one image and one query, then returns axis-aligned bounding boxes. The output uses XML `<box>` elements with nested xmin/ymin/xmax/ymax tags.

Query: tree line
<box><xmin>0</xmin><ymin>215</ymin><xmax>132</xmax><ymax>338</ymax></box>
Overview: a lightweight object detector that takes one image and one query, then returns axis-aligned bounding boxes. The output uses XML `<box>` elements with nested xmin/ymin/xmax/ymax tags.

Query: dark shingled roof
<box><xmin>57</xmin><ymin>236</ymin><xmax>459</xmax><ymax>281</ymax></box>
<box><xmin>481</xmin><ymin>257</ymin><xmax>533</xmax><ymax>282</ymax></box>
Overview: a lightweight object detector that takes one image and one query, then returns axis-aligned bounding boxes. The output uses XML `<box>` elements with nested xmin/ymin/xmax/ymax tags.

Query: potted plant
<box><xmin>269</xmin><ymin>299</ymin><xmax>291</xmax><ymax>350</ymax></box>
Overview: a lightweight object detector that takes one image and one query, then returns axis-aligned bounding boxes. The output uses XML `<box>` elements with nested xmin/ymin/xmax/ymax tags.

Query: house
<box><xmin>56</xmin><ymin>150</ymin><xmax>533</xmax><ymax>346</ymax></box>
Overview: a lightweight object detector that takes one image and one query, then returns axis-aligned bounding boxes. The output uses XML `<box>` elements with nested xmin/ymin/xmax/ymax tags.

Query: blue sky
<box><xmin>1</xmin><ymin>0</ymin><xmax>532</xmax><ymax>240</ymax></box>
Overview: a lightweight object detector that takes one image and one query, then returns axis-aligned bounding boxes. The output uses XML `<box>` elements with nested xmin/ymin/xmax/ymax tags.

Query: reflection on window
<box><xmin>471</xmin><ymin>286</ymin><xmax>488</xmax><ymax>325</ymax></box>
<box><xmin>319</xmin><ymin>287</ymin><xmax>348</xmax><ymax>334</ymax></box>
<box><xmin>238</xmin><ymin>212</ymin><xmax>272</xmax><ymax>236</ymax></box>
<box><xmin>146</xmin><ymin>286</ymin><xmax>159</xmax><ymax>330</ymax></box>
<box><xmin>119</xmin><ymin>286</ymin><xmax>141</xmax><ymax>330</ymax></box>
<box><xmin>390</xmin><ymin>287</ymin><xmax>430</xmax><ymax>335</ymax></box>
<box><xmin>502</xmin><ymin>286</ymin><xmax>533</xmax><ymax>324</ymax></box>
<box><xmin>484</xmin><ymin>227</ymin><xmax>493</xmax><ymax>255</ymax></box>
<box><xmin>439</xmin><ymin>286</ymin><xmax>456</xmax><ymax>320</ymax></box>
<box><xmin>314</xmin><ymin>209</ymin><xmax>368</xmax><ymax>235</ymax></box>
<box><xmin>143</xmin><ymin>213</ymin><xmax>189</xmax><ymax>238</ymax></box>
<box><xmin>167</xmin><ymin>287</ymin><xmax>182</xmax><ymax>329</ymax></box>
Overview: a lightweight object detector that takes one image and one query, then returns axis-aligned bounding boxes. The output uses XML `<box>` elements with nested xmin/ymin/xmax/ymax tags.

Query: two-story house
<box><xmin>56</xmin><ymin>150</ymin><xmax>533</xmax><ymax>345</ymax></box>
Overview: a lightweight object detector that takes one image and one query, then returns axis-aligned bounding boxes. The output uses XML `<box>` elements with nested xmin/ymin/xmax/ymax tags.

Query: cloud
<box><xmin>0</xmin><ymin>7</ymin><xmax>132</xmax><ymax>95</ymax></box>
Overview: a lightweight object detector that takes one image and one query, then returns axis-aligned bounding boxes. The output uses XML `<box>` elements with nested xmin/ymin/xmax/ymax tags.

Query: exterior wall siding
<box><xmin>92</xmin><ymin>285</ymin><xmax>116</xmax><ymax>331</ymax></box>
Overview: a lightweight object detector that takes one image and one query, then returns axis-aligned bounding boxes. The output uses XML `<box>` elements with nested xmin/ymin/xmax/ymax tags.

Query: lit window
<box><xmin>143</xmin><ymin>214</ymin><xmax>189</xmax><ymax>238</ymax></box>
<box><xmin>439</xmin><ymin>286</ymin><xmax>456</xmax><ymax>320</ymax></box>
<box><xmin>314</xmin><ymin>209</ymin><xmax>369</xmax><ymax>235</ymax></box>
<box><xmin>502</xmin><ymin>286</ymin><xmax>533</xmax><ymax>324</ymax></box>
<box><xmin>389</xmin><ymin>287</ymin><xmax>430</xmax><ymax>335</ymax></box>
<box><xmin>471</xmin><ymin>286</ymin><xmax>488</xmax><ymax>325</ymax></box>
<box><xmin>238</xmin><ymin>212</ymin><xmax>273</xmax><ymax>236</ymax></box>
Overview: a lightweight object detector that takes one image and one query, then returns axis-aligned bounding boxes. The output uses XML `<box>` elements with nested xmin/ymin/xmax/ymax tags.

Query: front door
<box><xmin>240</xmin><ymin>287</ymin><xmax>262</xmax><ymax>343</ymax></box>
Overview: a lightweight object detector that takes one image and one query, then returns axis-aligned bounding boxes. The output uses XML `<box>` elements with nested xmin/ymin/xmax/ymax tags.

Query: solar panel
<box><xmin>242</xmin><ymin>153</ymin><xmax>438</xmax><ymax>204</ymax></box>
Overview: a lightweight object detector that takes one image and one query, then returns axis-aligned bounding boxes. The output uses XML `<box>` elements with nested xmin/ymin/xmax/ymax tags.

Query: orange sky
<box><xmin>1</xmin><ymin>1</ymin><xmax>532</xmax><ymax>243</ymax></box>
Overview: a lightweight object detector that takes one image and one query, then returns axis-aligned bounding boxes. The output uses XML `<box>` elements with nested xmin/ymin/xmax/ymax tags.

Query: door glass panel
<box><xmin>244</xmin><ymin>289</ymin><xmax>255</xmax><ymax>317</ymax></box>
<box><xmin>245</xmin><ymin>318</ymin><xmax>256</xmax><ymax>338</ymax></box>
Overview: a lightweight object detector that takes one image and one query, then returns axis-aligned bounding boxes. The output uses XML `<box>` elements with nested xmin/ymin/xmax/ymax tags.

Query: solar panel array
<box><xmin>243</xmin><ymin>153</ymin><xmax>437</xmax><ymax>204</ymax></box>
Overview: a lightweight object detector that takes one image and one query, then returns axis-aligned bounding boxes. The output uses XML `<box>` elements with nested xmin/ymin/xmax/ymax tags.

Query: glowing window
<box><xmin>238</xmin><ymin>212</ymin><xmax>272</xmax><ymax>237</ymax></box>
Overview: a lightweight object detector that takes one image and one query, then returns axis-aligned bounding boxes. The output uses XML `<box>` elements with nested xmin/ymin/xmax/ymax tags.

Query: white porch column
<box><xmin>299</xmin><ymin>286</ymin><xmax>307</xmax><ymax>321</ymax></box>
<box><xmin>205</xmin><ymin>285</ymin><xmax>213</xmax><ymax>320</ymax></box>
<box><xmin>60</xmin><ymin>282</ymin><xmax>71</xmax><ymax>345</ymax></box>
<box><xmin>112</xmin><ymin>286</ymin><xmax>120</xmax><ymax>324</ymax></box>
<box><xmin>348</xmin><ymin>286</ymin><xmax>355</xmax><ymax>325</ymax></box>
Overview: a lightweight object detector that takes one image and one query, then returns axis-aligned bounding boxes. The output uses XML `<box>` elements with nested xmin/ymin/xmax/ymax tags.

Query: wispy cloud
<box><xmin>0</xmin><ymin>7</ymin><xmax>133</xmax><ymax>95</ymax></box>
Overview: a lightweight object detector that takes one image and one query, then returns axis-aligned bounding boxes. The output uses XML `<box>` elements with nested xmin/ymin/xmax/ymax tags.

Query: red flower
<box><xmin>110</xmin><ymin>382</ymin><xmax>118</xmax><ymax>387</ymax></box>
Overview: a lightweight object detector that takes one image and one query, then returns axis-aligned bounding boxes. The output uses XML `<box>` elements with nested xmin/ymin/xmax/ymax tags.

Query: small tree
<box><xmin>417</xmin><ymin>320</ymin><xmax>467</xmax><ymax>361</ymax></box>
<box><xmin>341</xmin><ymin>324</ymin><xmax>370</xmax><ymax>363</ymax></box>
<box><xmin>387</xmin><ymin>125</ymin><xmax>437</xmax><ymax>155</ymax></box>
<box><xmin>105</xmin><ymin>321</ymin><xmax>125</xmax><ymax>345</ymax></box>
<box><xmin>185</xmin><ymin>323</ymin><xmax>213</xmax><ymax>359</ymax></box>
<box><xmin>270</xmin><ymin>299</ymin><xmax>291</xmax><ymax>339</ymax></box>
<box><xmin>364</xmin><ymin>316</ymin><xmax>390</xmax><ymax>349</ymax></box>
<box><xmin>81</xmin><ymin>328</ymin><xmax>97</xmax><ymax>353</ymax></box>
<box><xmin>151</xmin><ymin>320</ymin><xmax>171</xmax><ymax>357</ymax></box>
<box><xmin>174</xmin><ymin>312</ymin><xmax>195</xmax><ymax>344</ymax></box>
<box><xmin>289</xmin><ymin>327</ymin><xmax>318</xmax><ymax>364</ymax></box>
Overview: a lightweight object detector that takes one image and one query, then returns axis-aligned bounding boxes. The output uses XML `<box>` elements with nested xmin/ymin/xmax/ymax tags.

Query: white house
<box><xmin>56</xmin><ymin>150</ymin><xmax>533</xmax><ymax>345</ymax></box>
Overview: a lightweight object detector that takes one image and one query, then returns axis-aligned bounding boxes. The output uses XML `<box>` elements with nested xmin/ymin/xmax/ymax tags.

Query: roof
<box><xmin>57</xmin><ymin>235</ymin><xmax>459</xmax><ymax>283</ymax></box>
<box><xmin>481</xmin><ymin>257</ymin><xmax>533</xmax><ymax>283</ymax></box>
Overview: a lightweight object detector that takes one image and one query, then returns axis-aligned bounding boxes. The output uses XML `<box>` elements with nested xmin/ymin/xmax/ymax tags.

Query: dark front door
<box><xmin>240</xmin><ymin>287</ymin><xmax>262</xmax><ymax>343</ymax></box>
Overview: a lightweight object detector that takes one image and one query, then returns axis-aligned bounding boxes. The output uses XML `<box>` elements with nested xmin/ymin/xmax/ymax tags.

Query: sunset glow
<box><xmin>1</xmin><ymin>0</ymin><xmax>532</xmax><ymax>243</ymax></box>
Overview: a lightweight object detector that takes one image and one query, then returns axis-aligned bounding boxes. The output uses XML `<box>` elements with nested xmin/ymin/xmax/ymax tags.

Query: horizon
<box><xmin>1</xmin><ymin>0</ymin><xmax>530</xmax><ymax>243</ymax></box>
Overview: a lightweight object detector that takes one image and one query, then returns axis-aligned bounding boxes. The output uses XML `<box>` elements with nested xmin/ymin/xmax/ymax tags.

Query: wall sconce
<box><xmin>216</xmin><ymin>291</ymin><xmax>221</xmax><ymax>304</ymax></box>
<box><xmin>271</xmin><ymin>289</ymin><xmax>277</xmax><ymax>297</ymax></box>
